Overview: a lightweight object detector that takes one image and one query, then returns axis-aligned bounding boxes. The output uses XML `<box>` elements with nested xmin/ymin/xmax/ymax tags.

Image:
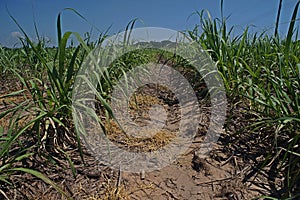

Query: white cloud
<box><xmin>3</xmin><ymin>32</ymin><xmax>54</xmax><ymax>48</ymax></box>
<box><xmin>1</xmin><ymin>31</ymin><xmax>26</xmax><ymax>47</ymax></box>
<box><xmin>10</xmin><ymin>31</ymin><xmax>23</xmax><ymax>38</ymax></box>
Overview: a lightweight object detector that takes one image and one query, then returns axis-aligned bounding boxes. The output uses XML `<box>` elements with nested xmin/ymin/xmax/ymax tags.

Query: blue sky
<box><xmin>0</xmin><ymin>0</ymin><xmax>299</xmax><ymax>47</ymax></box>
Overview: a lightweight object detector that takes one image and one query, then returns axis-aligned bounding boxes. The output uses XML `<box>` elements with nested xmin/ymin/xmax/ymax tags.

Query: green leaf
<box><xmin>9</xmin><ymin>168</ymin><xmax>71</xmax><ymax>199</ymax></box>
<box><xmin>0</xmin><ymin>89</ymin><xmax>26</xmax><ymax>98</ymax></box>
<box><xmin>285</xmin><ymin>0</ymin><xmax>300</xmax><ymax>58</ymax></box>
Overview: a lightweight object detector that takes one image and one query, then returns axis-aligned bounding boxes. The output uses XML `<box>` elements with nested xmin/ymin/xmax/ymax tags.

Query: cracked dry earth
<box><xmin>122</xmin><ymin>144</ymin><xmax>259</xmax><ymax>200</ymax></box>
<box><xmin>88</xmin><ymin>84</ymin><xmax>265</xmax><ymax>200</ymax></box>
<box><xmin>118</xmin><ymin>111</ymin><xmax>262</xmax><ymax>199</ymax></box>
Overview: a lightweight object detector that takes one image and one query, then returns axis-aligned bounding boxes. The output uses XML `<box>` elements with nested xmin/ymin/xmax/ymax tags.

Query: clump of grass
<box><xmin>188</xmin><ymin>1</ymin><xmax>300</xmax><ymax>198</ymax></box>
<box><xmin>0</xmin><ymin>9</ymin><xmax>106</xmax><ymax>199</ymax></box>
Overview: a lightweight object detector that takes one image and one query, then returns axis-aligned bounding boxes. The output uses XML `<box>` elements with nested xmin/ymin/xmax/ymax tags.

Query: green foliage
<box><xmin>0</xmin><ymin>9</ymin><xmax>101</xmax><ymax>198</ymax></box>
<box><xmin>0</xmin><ymin>2</ymin><xmax>299</xmax><ymax>198</ymax></box>
<box><xmin>188</xmin><ymin>2</ymin><xmax>300</xmax><ymax>198</ymax></box>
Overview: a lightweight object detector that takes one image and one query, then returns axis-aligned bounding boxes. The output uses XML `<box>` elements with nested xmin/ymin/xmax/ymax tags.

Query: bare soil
<box><xmin>0</xmin><ymin>72</ymin><xmax>283</xmax><ymax>200</ymax></box>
